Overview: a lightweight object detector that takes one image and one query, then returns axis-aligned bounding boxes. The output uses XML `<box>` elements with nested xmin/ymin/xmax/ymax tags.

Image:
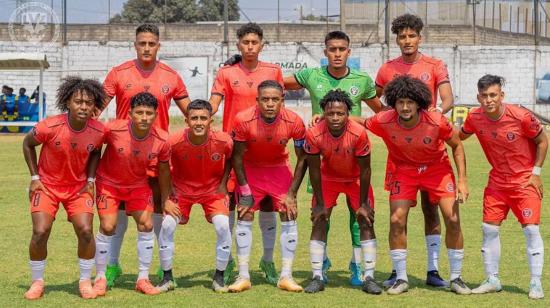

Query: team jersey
<box><xmin>462</xmin><ymin>104</ymin><xmax>543</xmax><ymax>189</ymax></box>
<box><xmin>170</xmin><ymin>129</ymin><xmax>233</xmax><ymax>197</ymax></box>
<box><xmin>103</xmin><ymin>60</ymin><xmax>189</xmax><ymax>131</ymax></box>
<box><xmin>232</xmin><ymin>106</ymin><xmax>306</xmax><ymax>167</ymax></box>
<box><xmin>32</xmin><ymin>114</ymin><xmax>105</xmax><ymax>186</ymax></box>
<box><xmin>366</xmin><ymin>110</ymin><xmax>453</xmax><ymax>167</ymax></box>
<box><xmin>211</xmin><ymin>61</ymin><xmax>284</xmax><ymax>133</ymax></box>
<box><xmin>294</xmin><ymin>66</ymin><xmax>377</xmax><ymax>116</ymax></box>
<box><xmin>375</xmin><ymin>54</ymin><xmax>450</xmax><ymax>108</ymax></box>
<box><xmin>96</xmin><ymin>119</ymin><xmax>171</xmax><ymax>188</ymax></box>
<box><xmin>304</xmin><ymin>120</ymin><xmax>371</xmax><ymax>182</ymax></box>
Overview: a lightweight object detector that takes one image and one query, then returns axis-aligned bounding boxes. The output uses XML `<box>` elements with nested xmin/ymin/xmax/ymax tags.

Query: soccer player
<box><xmin>460</xmin><ymin>75</ymin><xmax>548</xmax><ymax>299</ymax></box>
<box><xmin>375</xmin><ymin>14</ymin><xmax>454</xmax><ymax>288</ymax></box>
<box><xmin>284</xmin><ymin>30</ymin><xmax>383</xmax><ymax>286</ymax></box>
<box><xmin>157</xmin><ymin>99</ymin><xmax>233</xmax><ymax>293</ymax></box>
<box><xmin>93</xmin><ymin>92</ymin><xmax>173</xmax><ymax>296</ymax></box>
<box><xmin>100</xmin><ymin>23</ymin><xmax>190</xmax><ymax>287</ymax></box>
<box><xmin>22</xmin><ymin>76</ymin><xmax>106</xmax><ymax>300</ymax></box>
<box><xmin>228</xmin><ymin>80</ymin><xmax>307</xmax><ymax>293</ymax></box>
<box><xmin>364</xmin><ymin>76</ymin><xmax>469</xmax><ymax>295</ymax></box>
<box><xmin>210</xmin><ymin>22</ymin><xmax>283</xmax><ymax>284</ymax></box>
<box><xmin>303</xmin><ymin>89</ymin><xmax>381</xmax><ymax>295</ymax></box>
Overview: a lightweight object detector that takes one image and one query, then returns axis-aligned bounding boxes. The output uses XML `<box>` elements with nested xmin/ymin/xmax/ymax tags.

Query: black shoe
<box><xmin>212</xmin><ymin>270</ymin><xmax>228</xmax><ymax>293</ymax></box>
<box><xmin>426</xmin><ymin>270</ymin><xmax>449</xmax><ymax>288</ymax></box>
<box><xmin>304</xmin><ymin>276</ymin><xmax>325</xmax><ymax>293</ymax></box>
<box><xmin>362</xmin><ymin>276</ymin><xmax>382</xmax><ymax>295</ymax></box>
<box><xmin>382</xmin><ymin>270</ymin><xmax>397</xmax><ymax>288</ymax></box>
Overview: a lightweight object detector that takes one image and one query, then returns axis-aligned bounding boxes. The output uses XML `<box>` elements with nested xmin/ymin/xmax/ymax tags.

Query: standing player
<box><xmin>93</xmin><ymin>92</ymin><xmax>173</xmax><ymax>296</ymax></box>
<box><xmin>22</xmin><ymin>77</ymin><xmax>106</xmax><ymax>300</ymax></box>
<box><xmin>99</xmin><ymin>23</ymin><xmax>190</xmax><ymax>287</ymax></box>
<box><xmin>157</xmin><ymin>99</ymin><xmax>233</xmax><ymax>293</ymax></box>
<box><xmin>229</xmin><ymin>80</ymin><xmax>307</xmax><ymax>293</ymax></box>
<box><xmin>460</xmin><ymin>75</ymin><xmax>548</xmax><ymax>299</ymax></box>
<box><xmin>375</xmin><ymin>14</ymin><xmax>454</xmax><ymax>288</ymax></box>
<box><xmin>210</xmin><ymin>23</ymin><xmax>283</xmax><ymax>284</ymax></box>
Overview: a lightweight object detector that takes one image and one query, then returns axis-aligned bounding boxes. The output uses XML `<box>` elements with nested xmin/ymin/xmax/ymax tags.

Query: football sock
<box><xmin>310</xmin><ymin>240</ymin><xmax>326</xmax><ymax>278</ymax></box>
<box><xmin>426</xmin><ymin>234</ymin><xmax>441</xmax><ymax>272</ymax></box>
<box><xmin>481</xmin><ymin>223</ymin><xmax>500</xmax><ymax>278</ymax></box>
<box><xmin>79</xmin><ymin>258</ymin><xmax>94</xmax><ymax>281</ymax></box>
<box><xmin>108</xmin><ymin>210</ymin><xmax>128</xmax><ymax>265</ymax></box>
<box><xmin>159</xmin><ymin>215</ymin><xmax>178</xmax><ymax>271</ymax></box>
<box><xmin>448</xmin><ymin>249</ymin><xmax>464</xmax><ymax>281</ymax></box>
<box><xmin>95</xmin><ymin>232</ymin><xmax>112</xmax><ymax>278</ymax></box>
<box><xmin>212</xmin><ymin>215</ymin><xmax>231</xmax><ymax>271</ymax></box>
<box><xmin>351</xmin><ymin>247</ymin><xmax>362</xmax><ymax>264</ymax></box>
<box><xmin>280</xmin><ymin>221</ymin><xmax>298</xmax><ymax>278</ymax></box>
<box><xmin>152</xmin><ymin>213</ymin><xmax>163</xmax><ymax>241</ymax></box>
<box><xmin>361</xmin><ymin>239</ymin><xmax>377</xmax><ymax>279</ymax></box>
<box><xmin>390</xmin><ymin>249</ymin><xmax>408</xmax><ymax>282</ymax></box>
<box><xmin>523</xmin><ymin>225</ymin><xmax>544</xmax><ymax>283</ymax></box>
<box><xmin>137</xmin><ymin>231</ymin><xmax>154</xmax><ymax>281</ymax></box>
<box><xmin>29</xmin><ymin>260</ymin><xmax>46</xmax><ymax>281</ymax></box>
<box><xmin>235</xmin><ymin>220</ymin><xmax>253</xmax><ymax>279</ymax></box>
<box><xmin>259</xmin><ymin>211</ymin><xmax>277</xmax><ymax>263</ymax></box>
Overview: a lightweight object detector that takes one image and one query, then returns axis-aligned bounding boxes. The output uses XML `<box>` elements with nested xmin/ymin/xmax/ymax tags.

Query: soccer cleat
<box><xmin>387</xmin><ymin>279</ymin><xmax>409</xmax><ymax>295</ymax></box>
<box><xmin>224</xmin><ymin>259</ymin><xmax>236</xmax><ymax>285</ymax></box>
<box><xmin>426</xmin><ymin>270</ymin><xmax>449</xmax><ymax>288</ymax></box>
<box><xmin>156</xmin><ymin>279</ymin><xmax>176</xmax><ymax>293</ymax></box>
<box><xmin>349</xmin><ymin>262</ymin><xmax>363</xmax><ymax>286</ymax></box>
<box><xmin>135</xmin><ymin>279</ymin><xmax>160</xmax><ymax>295</ymax></box>
<box><xmin>472</xmin><ymin>276</ymin><xmax>502</xmax><ymax>294</ymax></box>
<box><xmin>24</xmin><ymin>280</ymin><xmax>44</xmax><ymax>300</ymax></box>
<box><xmin>529</xmin><ymin>280</ymin><xmax>544</xmax><ymax>300</ymax></box>
<box><xmin>362</xmin><ymin>276</ymin><xmax>382</xmax><ymax>295</ymax></box>
<box><xmin>259</xmin><ymin>259</ymin><xmax>278</xmax><ymax>285</ymax></box>
<box><xmin>212</xmin><ymin>271</ymin><xmax>228</xmax><ymax>293</ymax></box>
<box><xmin>304</xmin><ymin>276</ymin><xmax>325</xmax><ymax>293</ymax></box>
<box><xmin>383</xmin><ymin>270</ymin><xmax>397</xmax><ymax>289</ymax></box>
<box><xmin>228</xmin><ymin>276</ymin><xmax>252</xmax><ymax>293</ymax></box>
<box><xmin>450</xmin><ymin>277</ymin><xmax>472</xmax><ymax>295</ymax></box>
<box><xmin>105</xmin><ymin>263</ymin><xmax>122</xmax><ymax>288</ymax></box>
<box><xmin>322</xmin><ymin>257</ymin><xmax>332</xmax><ymax>283</ymax></box>
<box><xmin>277</xmin><ymin>276</ymin><xmax>303</xmax><ymax>292</ymax></box>
<box><xmin>93</xmin><ymin>277</ymin><xmax>107</xmax><ymax>297</ymax></box>
<box><xmin>79</xmin><ymin>280</ymin><xmax>97</xmax><ymax>299</ymax></box>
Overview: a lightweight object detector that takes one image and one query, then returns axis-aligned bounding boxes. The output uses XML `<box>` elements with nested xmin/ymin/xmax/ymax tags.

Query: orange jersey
<box><xmin>304</xmin><ymin>120</ymin><xmax>371</xmax><ymax>182</ymax></box>
<box><xmin>32</xmin><ymin>114</ymin><xmax>105</xmax><ymax>186</ymax></box>
<box><xmin>462</xmin><ymin>104</ymin><xmax>543</xmax><ymax>189</ymax></box>
<box><xmin>232</xmin><ymin>106</ymin><xmax>306</xmax><ymax>167</ymax></box>
<box><xmin>97</xmin><ymin>119</ymin><xmax>171</xmax><ymax>188</ymax></box>
<box><xmin>375</xmin><ymin>54</ymin><xmax>449</xmax><ymax>108</ymax></box>
<box><xmin>170</xmin><ymin>129</ymin><xmax>233</xmax><ymax>197</ymax></box>
<box><xmin>103</xmin><ymin>60</ymin><xmax>189</xmax><ymax>131</ymax></box>
<box><xmin>211</xmin><ymin>61</ymin><xmax>283</xmax><ymax>133</ymax></box>
<box><xmin>366</xmin><ymin>110</ymin><xmax>453</xmax><ymax>167</ymax></box>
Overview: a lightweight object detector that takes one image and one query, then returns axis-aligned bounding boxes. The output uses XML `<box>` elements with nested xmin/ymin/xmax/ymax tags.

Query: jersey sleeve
<box><xmin>224</xmin><ymin>138</ymin><xmax>234</xmax><ymax>159</ymax></box>
<box><xmin>438</xmin><ymin>115</ymin><xmax>454</xmax><ymax>141</ymax></box>
<box><xmin>231</xmin><ymin>118</ymin><xmax>248</xmax><ymax>142</ymax></box>
<box><xmin>521</xmin><ymin>112</ymin><xmax>543</xmax><ymax>139</ymax></box>
<box><xmin>211</xmin><ymin>69</ymin><xmax>226</xmax><ymax>96</ymax></box>
<box><xmin>461</xmin><ymin>113</ymin><xmax>475</xmax><ymax>135</ymax></box>
<box><xmin>293</xmin><ymin>68</ymin><xmax>312</xmax><ymax>88</ymax></box>
<box><xmin>32</xmin><ymin>120</ymin><xmax>51</xmax><ymax>144</ymax></box>
<box><xmin>276</xmin><ymin>67</ymin><xmax>284</xmax><ymax>89</ymax></box>
<box><xmin>291</xmin><ymin>117</ymin><xmax>306</xmax><ymax>142</ymax></box>
<box><xmin>158</xmin><ymin>141</ymin><xmax>171</xmax><ymax>163</ymax></box>
<box><xmin>304</xmin><ymin>129</ymin><xmax>320</xmax><ymax>155</ymax></box>
<box><xmin>361</xmin><ymin>75</ymin><xmax>377</xmax><ymax>100</ymax></box>
<box><xmin>355</xmin><ymin>130</ymin><xmax>371</xmax><ymax>157</ymax></box>
<box><xmin>434</xmin><ymin>60</ymin><xmax>450</xmax><ymax>86</ymax></box>
<box><xmin>173</xmin><ymin>74</ymin><xmax>189</xmax><ymax>100</ymax></box>
<box><xmin>364</xmin><ymin>115</ymin><xmax>383</xmax><ymax>137</ymax></box>
<box><xmin>103</xmin><ymin>68</ymin><xmax>118</xmax><ymax>98</ymax></box>
<box><xmin>374</xmin><ymin>65</ymin><xmax>388</xmax><ymax>88</ymax></box>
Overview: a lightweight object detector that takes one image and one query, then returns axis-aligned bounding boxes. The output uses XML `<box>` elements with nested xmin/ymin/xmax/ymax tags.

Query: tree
<box><xmin>198</xmin><ymin>0</ymin><xmax>239</xmax><ymax>22</ymax></box>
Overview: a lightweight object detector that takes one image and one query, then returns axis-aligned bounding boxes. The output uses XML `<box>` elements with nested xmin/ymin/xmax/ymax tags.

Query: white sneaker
<box><xmin>529</xmin><ymin>280</ymin><xmax>544</xmax><ymax>300</ymax></box>
<box><xmin>472</xmin><ymin>276</ymin><xmax>502</xmax><ymax>294</ymax></box>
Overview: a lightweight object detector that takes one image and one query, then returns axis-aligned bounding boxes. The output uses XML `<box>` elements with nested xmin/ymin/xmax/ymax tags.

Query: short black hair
<box><xmin>237</xmin><ymin>22</ymin><xmax>263</xmax><ymax>40</ymax></box>
<box><xmin>384</xmin><ymin>75</ymin><xmax>432</xmax><ymax>110</ymax></box>
<box><xmin>324</xmin><ymin>30</ymin><xmax>350</xmax><ymax>46</ymax></box>
<box><xmin>477</xmin><ymin>74</ymin><xmax>505</xmax><ymax>91</ymax></box>
<box><xmin>391</xmin><ymin>14</ymin><xmax>424</xmax><ymax>35</ymax></box>
<box><xmin>258</xmin><ymin>80</ymin><xmax>283</xmax><ymax>95</ymax></box>
<box><xmin>136</xmin><ymin>23</ymin><xmax>159</xmax><ymax>37</ymax></box>
<box><xmin>187</xmin><ymin>99</ymin><xmax>212</xmax><ymax>115</ymax></box>
<box><xmin>19</xmin><ymin>87</ymin><xmax>26</xmax><ymax>92</ymax></box>
<box><xmin>130</xmin><ymin>92</ymin><xmax>158</xmax><ymax>110</ymax></box>
<box><xmin>320</xmin><ymin>89</ymin><xmax>352</xmax><ymax>112</ymax></box>
<box><xmin>56</xmin><ymin>76</ymin><xmax>106</xmax><ymax>112</ymax></box>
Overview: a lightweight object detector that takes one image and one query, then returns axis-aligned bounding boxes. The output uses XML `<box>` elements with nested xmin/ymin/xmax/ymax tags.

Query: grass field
<box><xmin>0</xmin><ymin>123</ymin><xmax>549</xmax><ymax>307</ymax></box>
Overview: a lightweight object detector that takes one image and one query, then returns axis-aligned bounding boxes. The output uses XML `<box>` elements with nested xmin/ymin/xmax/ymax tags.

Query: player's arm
<box><xmin>158</xmin><ymin>161</ymin><xmax>180</xmax><ymax>218</ymax></box>
<box><xmin>306</xmin><ymin>153</ymin><xmax>327</xmax><ymax>224</ymax></box>
<box><xmin>217</xmin><ymin>156</ymin><xmax>232</xmax><ymax>196</ymax></box>
<box><xmin>357</xmin><ymin>154</ymin><xmax>374</xmax><ymax>227</ymax></box>
<box><xmin>22</xmin><ymin>131</ymin><xmax>47</xmax><ymax>199</ymax></box>
<box><xmin>438</xmin><ymin>83</ymin><xmax>454</xmax><ymax>114</ymax></box>
<box><xmin>174</xmin><ymin>97</ymin><xmax>192</xmax><ymax>116</ymax></box>
<box><xmin>527</xmin><ymin>130</ymin><xmax>548</xmax><ymax>197</ymax></box>
<box><xmin>79</xmin><ymin>147</ymin><xmax>102</xmax><ymax>196</ymax></box>
<box><xmin>375</xmin><ymin>85</ymin><xmax>383</xmax><ymax>98</ymax></box>
<box><xmin>283</xmin><ymin>75</ymin><xmax>304</xmax><ymax>90</ymax></box>
<box><xmin>363</xmin><ymin>96</ymin><xmax>383</xmax><ymax>114</ymax></box>
<box><xmin>232</xmin><ymin>141</ymin><xmax>253</xmax><ymax>217</ymax></box>
<box><xmin>284</xmin><ymin>143</ymin><xmax>308</xmax><ymax>220</ymax></box>
<box><xmin>209</xmin><ymin>94</ymin><xmax>223</xmax><ymax>116</ymax></box>
<box><xmin>445</xmin><ymin>129</ymin><xmax>469</xmax><ymax>203</ymax></box>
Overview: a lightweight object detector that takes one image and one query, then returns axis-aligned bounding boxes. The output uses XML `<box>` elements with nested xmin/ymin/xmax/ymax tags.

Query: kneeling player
<box><xmin>22</xmin><ymin>77</ymin><xmax>106</xmax><ymax>299</ymax></box>
<box><xmin>157</xmin><ymin>99</ymin><xmax>233</xmax><ymax>293</ymax></box>
<box><xmin>93</xmin><ymin>92</ymin><xmax>172</xmax><ymax>296</ymax></box>
<box><xmin>229</xmin><ymin>80</ymin><xmax>307</xmax><ymax>293</ymax></box>
<box><xmin>303</xmin><ymin>90</ymin><xmax>381</xmax><ymax>295</ymax></box>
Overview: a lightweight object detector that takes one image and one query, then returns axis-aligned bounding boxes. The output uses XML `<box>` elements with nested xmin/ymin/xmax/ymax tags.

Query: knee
<box><xmin>31</xmin><ymin>226</ymin><xmax>51</xmax><ymax>244</ymax></box>
<box><xmin>389</xmin><ymin>215</ymin><xmax>405</xmax><ymax>233</ymax></box>
<box><xmin>76</xmin><ymin>226</ymin><xmax>94</xmax><ymax>243</ymax></box>
<box><xmin>100</xmin><ymin>222</ymin><xmax>117</xmax><ymax>236</ymax></box>
<box><xmin>138</xmin><ymin>221</ymin><xmax>153</xmax><ymax>232</ymax></box>
<box><xmin>445</xmin><ymin>216</ymin><xmax>461</xmax><ymax>234</ymax></box>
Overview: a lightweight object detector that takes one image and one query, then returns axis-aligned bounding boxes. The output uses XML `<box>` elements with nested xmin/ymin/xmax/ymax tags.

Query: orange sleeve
<box><xmin>32</xmin><ymin>120</ymin><xmax>51</xmax><ymax>144</ymax></box>
<box><xmin>521</xmin><ymin>112</ymin><xmax>543</xmax><ymax>139</ymax></box>
<box><xmin>355</xmin><ymin>130</ymin><xmax>371</xmax><ymax>157</ymax></box>
<box><xmin>211</xmin><ymin>69</ymin><xmax>226</xmax><ymax>96</ymax></box>
<box><xmin>231</xmin><ymin>117</ymin><xmax>248</xmax><ymax>142</ymax></box>
<box><xmin>174</xmin><ymin>74</ymin><xmax>189</xmax><ymax>100</ymax></box>
<box><xmin>103</xmin><ymin>68</ymin><xmax>118</xmax><ymax>98</ymax></box>
<box><xmin>158</xmin><ymin>140</ymin><xmax>171</xmax><ymax>163</ymax></box>
<box><xmin>304</xmin><ymin>129</ymin><xmax>320</xmax><ymax>155</ymax></box>
<box><xmin>461</xmin><ymin>113</ymin><xmax>475</xmax><ymax>135</ymax></box>
<box><xmin>364</xmin><ymin>115</ymin><xmax>382</xmax><ymax>137</ymax></box>
<box><xmin>438</xmin><ymin>115</ymin><xmax>454</xmax><ymax>141</ymax></box>
<box><xmin>374</xmin><ymin>66</ymin><xmax>387</xmax><ymax>88</ymax></box>
<box><xmin>434</xmin><ymin>60</ymin><xmax>450</xmax><ymax>86</ymax></box>
<box><xmin>292</xmin><ymin>117</ymin><xmax>306</xmax><ymax>141</ymax></box>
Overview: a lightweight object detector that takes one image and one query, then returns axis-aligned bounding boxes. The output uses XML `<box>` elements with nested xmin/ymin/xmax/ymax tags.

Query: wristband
<box><xmin>31</xmin><ymin>175</ymin><xmax>40</xmax><ymax>181</ymax></box>
<box><xmin>87</xmin><ymin>177</ymin><xmax>96</xmax><ymax>183</ymax></box>
<box><xmin>435</xmin><ymin>107</ymin><xmax>443</xmax><ymax>113</ymax></box>
<box><xmin>532</xmin><ymin>166</ymin><xmax>542</xmax><ymax>176</ymax></box>
<box><xmin>239</xmin><ymin>184</ymin><xmax>252</xmax><ymax>196</ymax></box>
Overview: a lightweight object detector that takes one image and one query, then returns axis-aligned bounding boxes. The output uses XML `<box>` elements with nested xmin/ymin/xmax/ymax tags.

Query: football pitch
<box><xmin>0</xmin><ymin>129</ymin><xmax>548</xmax><ymax>307</ymax></box>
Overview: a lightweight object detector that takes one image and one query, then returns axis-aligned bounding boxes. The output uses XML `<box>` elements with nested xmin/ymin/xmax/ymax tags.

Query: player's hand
<box><xmin>526</xmin><ymin>174</ymin><xmax>544</xmax><ymax>199</ymax></box>
<box><xmin>77</xmin><ymin>181</ymin><xmax>95</xmax><ymax>197</ymax></box>
<box><xmin>28</xmin><ymin>179</ymin><xmax>49</xmax><ymax>201</ymax></box>
<box><xmin>216</xmin><ymin>183</ymin><xmax>229</xmax><ymax>197</ymax></box>
<box><xmin>224</xmin><ymin>54</ymin><xmax>242</xmax><ymax>66</ymax></box>
<box><xmin>356</xmin><ymin>202</ymin><xmax>375</xmax><ymax>228</ymax></box>
<box><xmin>237</xmin><ymin>194</ymin><xmax>254</xmax><ymax>219</ymax></box>
<box><xmin>456</xmin><ymin>179</ymin><xmax>469</xmax><ymax>203</ymax></box>
<box><xmin>163</xmin><ymin>198</ymin><xmax>181</xmax><ymax>219</ymax></box>
<box><xmin>284</xmin><ymin>194</ymin><xmax>298</xmax><ymax>221</ymax></box>
<box><xmin>309</xmin><ymin>114</ymin><xmax>323</xmax><ymax>128</ymax></box>
<box><xmin>310</xmin><ymin>205</ymin><xmax>328</xmax><ymax>225</ymax></box>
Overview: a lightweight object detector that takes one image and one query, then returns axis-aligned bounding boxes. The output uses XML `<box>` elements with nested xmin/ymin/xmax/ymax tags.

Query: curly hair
<box><xmin>55</xmin><ymin>76</ymin><xmax>106</xmax><ymax>112</ymax></box>
<box><xmin>237</xmin><ymin>22</ymin><xmax>263</xmax><ymax>40</ymax></box>
<box><xmin>136</xmin><ymin>23</ymin><xmax>159</xmax><ymax>37</ymax></box>
<box><xmin>130</xmin><ymin>92</ymin><xmax>158</xmax><ymax>110</ymax></box>
<box><xmin>320</xmin><ymin>89</ymin><xmax>352</xmax><ymax>112</ymax></box>
<box><xmin>384</xmin><ymin>75</ymin><xmax>432</xmax><ymax>110</ymax></box>
<box><xmin>477</xmin><ymin>74</ymin><xmax>505</xmax><ymax>91</ymax></box>
<box><xmin>187</xmin><ymin>99</ymin><xmax>212</xmax><ymax>115</ymax></box>
<box><xmin>391</xmin><ymin>14</ymin><xmax>424</xmax><ymax>35</ymax></box>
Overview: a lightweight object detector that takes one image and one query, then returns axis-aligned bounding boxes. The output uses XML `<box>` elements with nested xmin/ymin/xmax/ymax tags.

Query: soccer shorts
<box><xmin>311</xmin><ymin>179</ymin><xmax>375</xmax><ymax>211</ymax></box>
<box><xmin>96</xmin><ymin>182</ymin><xmax>153</xmax><ymax>216</ymax></box>
<box><xmin>30</xmin><ymin>183</ymin><xmax>94</xmax><ymax>220</ymax></box>
<box><xmin>237</xmin><ymin>164</ymin><xmax>293</xmax><ymax>212</ymax></box>
<box><xmin>173</xmin><ymin>193</ymin><xmax>229</xmax><ymax>224</ymax></box>
<box><xmin>483</xmin><ymin>186</ymin><xmax>541</xmax><ymax>225</ymax></box>
<box><xmin>389</xmin><ymin>163</ymin><xmax>456</xmax><ymax>206</ymax></box>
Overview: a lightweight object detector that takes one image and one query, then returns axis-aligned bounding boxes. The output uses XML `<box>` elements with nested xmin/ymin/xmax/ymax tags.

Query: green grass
<box><xmin>1</xmin><ymin>130</ymin><xmax>549</xmax><ymax>307</ymax></box>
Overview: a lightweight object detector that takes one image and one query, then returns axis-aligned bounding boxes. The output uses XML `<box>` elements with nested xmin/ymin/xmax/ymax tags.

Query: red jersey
<box><xmin>170</xmin><ymin>129</ymin><xmax>233</xmax><ymax>197</ymax></box>
<box><xmin>211</xmin><ymin>61</ymin><xmax>284</xmax><ymax>133</ymax></box>
<box><xmin>33</xmin><ymin>114</ymin><xmax>105</xmax><ymax>186</ymax></box>
<box><xmin>462</xmin><ymin>104</ymin><xmax>543</xmax><ymax>189</ymax></box>
<box><xmin>375</xmin><ymin>54</ymin><xmax>449</xmax><ymax>108</ymax></box>
<box><xmin>103</xmin><ymin>60</ymin><xmax>189</xmax><ymax>131</ymax></box>
<box><xmin>97</xmin><ymin>119</ymin><xmax>171</xmax><ymax>188</ymax></box>
<box><xmin>304</xmin><ymin>120</ymin><xmax>371</xmax><ymax>182</ymax></box>
<box><xmin>366</xmin><ymin>110</ymin><xmax>453</xmax><ymax>167</ymax></box>
<box><xmin>232</xmin><ymin>106</ymin><xmax>306</xmax><ymax>167</ymax></box>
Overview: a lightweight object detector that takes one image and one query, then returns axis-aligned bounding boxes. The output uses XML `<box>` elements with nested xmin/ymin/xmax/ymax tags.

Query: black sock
<box><xmin>163</xmin><ymin>269</ymin><xmax>173</xmax><ymax>281</ymax></box>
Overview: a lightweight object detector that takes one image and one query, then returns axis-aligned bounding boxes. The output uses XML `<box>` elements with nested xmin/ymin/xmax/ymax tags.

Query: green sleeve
<box><xmin>362</xmin><ymin>75</ymin><xmax>377</xmax><ymax>100</ymax></box>
<box><xmin>294</xmin><ymin>68</ymin><xmax>313</xmax><ymax>88</ymax></box>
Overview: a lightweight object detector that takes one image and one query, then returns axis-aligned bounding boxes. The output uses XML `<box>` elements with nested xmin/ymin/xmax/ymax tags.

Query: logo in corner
<box><xmin>8</xmin><ymin>2</ymin><xmax>60</xmax><ymax>48</ymax></box>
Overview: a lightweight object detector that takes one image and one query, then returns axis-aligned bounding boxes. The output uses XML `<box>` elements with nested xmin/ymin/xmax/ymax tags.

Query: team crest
<box><xmin>506</xmin><ymin>132</ymin><xmax>516</xmax><ymax>141</ymax></box>
<box><xmin>211</xmin><ymin>153</ymin><xmax>221</xmax><ymax>161</ymax></box>
<box><xmin>420</xmin><ymin>72</ymin><xmax>430</xmax><ymax>81</ymax></box>
<box><xmin>446</xmin><ymin>182</ymin><xmax>455</xmax><ymax>192</ymax></box>
<box><xmin>246</xmin><ymin>81</ymin><xmax>254</xmax><ymax>88</ymax></box>
<box><xmin>86</xmin><ymin>144</ymin><xmax>95</xmax><ymax>152</ymax></box>
<box><xmin>423</xmin><ymin>136</ymin><xmax>432</xmax><ymax>144</ymax></box>
<box><xmin>349</xmin><ymin>86</ymin><xmax>359</xmax><ymax>97</ymax></box>
<box><xmin>405</xmin><ymin>136</ymin><xmax>413</xmax><ymax>143</ymax></box>
<box><xmin>522</xmin><ymin>208</ymin><xmax>533</xmax><ymax>218</ymax></box>
<box><xmin>86</xmin><ymin>199</ymin><xmax>94</xmax><ymax>208</ymax></box>
<box><xmin>161</xmin><ymin>84</ymin><xmax>170</xmax><ymax>94</ymax></box>
<box><xmin>279</xmin><ymin>138</ymin><xmax>288</xmax><ymax>145</ymax></box>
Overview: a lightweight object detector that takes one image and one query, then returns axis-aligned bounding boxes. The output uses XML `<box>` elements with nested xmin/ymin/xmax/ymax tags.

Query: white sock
<box><xmin>523</xmin><ymin>225</ymin><xmax>544</xmax><ymax>283</ymax></box>
<box><xmin>426</xmin><ymin>234</ymin><xmax>441</xmax><ymax>272</ymax></box>
<box><xmin>310</xmin><ymin>240</ymin><xmax>326</xmax><ymax>278</ymax></box>
<box><xmin>108</xmin><ymin>210</ymin><xmax>128</xmax><ymax>265</ymax></box>
<box><xmin>29</xmin><ymin>260</ymin><xmax>46</xmax><ymax>281</ymax></box>
<box><xmin>481</xmin><ymin>223</ymin><xmax>500</xmax><ymax>278</ymax></box>
<box><xmin>79</xmin><ymin>258</ymin><xmax>94</xmax><ymax>281</ymax></box>
<box><xmin>361</xmin><ymin>240</ymin><xmax>376</xmax><ymax>279</ymax></box>
<box><xmin>137</xmin><ymin>231</ymin><xmax>154</xmax><ymax>281</ymax></box>
<box><xmin>153</xmin><ymin>213</ymin><xmax>163</xmax><ymax>241</ymax></box>
<box><xmin>95</xmin><ymin>232</ymin><xmax>112</xmax><ymax>278</ymax></box>
<box><xmin>280</xmin><ymin>221</ymin><xmax>298</xmax><ymax>278</ymax></box>
<box><xmin>159</xmin><ymin>215</ymin><xmax>178</xmax><ymax>271</ymax></box>
<box><xmin>212</xmin><ymin>215</ymin><xmax>231</xmax><ymax>271</ymax></box>
<box><xmin>448</xmin><ymin>249</ymin><xmax>464</xmax><ymax>281</ymax></box>
<box><xmin>351</xmin><ymin>247</ymin><xmax>362</xmax><ymax>264</ymax></box>
<box><xmin>259</xmin><ymin>211</ymin><xmax>277</xmax><ymax>263</ymax></box>
<box><xmin>235</xmin><ymin>220</ymin><xmax>253</xmax><ymax>279</ymax></box>
<box><xmin>391</xmin><ymin>249</ymin><xmax>408</xmax><ymax>281</ymax></box>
